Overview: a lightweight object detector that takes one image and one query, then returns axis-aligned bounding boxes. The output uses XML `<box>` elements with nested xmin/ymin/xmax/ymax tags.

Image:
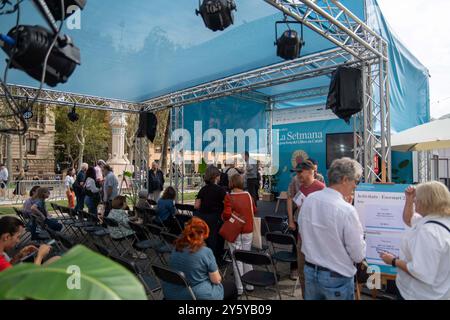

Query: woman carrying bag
<box><xmin>222</xmin><ymin>174</ymin><xmax>257</xmax><ymax>296</ymax></box>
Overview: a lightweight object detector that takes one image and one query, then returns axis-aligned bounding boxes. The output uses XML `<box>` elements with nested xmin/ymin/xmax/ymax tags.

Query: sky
<box><xmin>377</xmin><ymin>0</ymin><xmax>450</xmax><ymax>119</ymax></box>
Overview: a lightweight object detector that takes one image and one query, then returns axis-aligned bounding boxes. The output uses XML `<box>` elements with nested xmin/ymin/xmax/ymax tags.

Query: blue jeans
<box><xmin>304</xmin><ymin>264</ymin><xmax>355</xmax><ymax>300</ymax></box>
<box><xmin>75</xmin><ymin>193</ymin><xmax>85</xmax><ymax>212</ymax></box>
<box><xmin>85</xmin><ymin>196</ymin><xmax>98</xmax><ymax>215</ymax></box>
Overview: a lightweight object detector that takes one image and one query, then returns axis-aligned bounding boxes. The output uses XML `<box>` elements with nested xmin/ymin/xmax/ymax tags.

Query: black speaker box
<box><xmin>136</xmin><ymin>112</ymin><xmax>157</xmax><ymax>142</ymax></box>
<box><xmin>326</xmin><ymin>66</ymin><xmax>363</xmax><ymax>123</ymax></box>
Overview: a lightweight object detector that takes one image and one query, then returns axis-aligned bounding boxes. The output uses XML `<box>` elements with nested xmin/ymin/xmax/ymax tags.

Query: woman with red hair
<box><xmin>163</xmin><ymin>217</ymin><xmax>237</xmax><ymax>300</ymax></box>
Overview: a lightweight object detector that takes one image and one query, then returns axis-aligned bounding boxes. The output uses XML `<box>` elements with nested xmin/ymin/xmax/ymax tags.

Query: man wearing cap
<box><xmin>308</xmin><ymin>158</ymin><xmax>325</xmax><ymax>184</ymax></box>
<box><xmin>287</xmin><ymin>160</ymin><xmax>326</xmax><ymax>291</ymax></box>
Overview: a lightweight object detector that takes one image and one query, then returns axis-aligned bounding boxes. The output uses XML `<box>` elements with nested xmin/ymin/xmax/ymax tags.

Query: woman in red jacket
<box><xmin>222</xmin><ymin>174</ymin><xmax>257</xmax><ymax>295</ymax></box>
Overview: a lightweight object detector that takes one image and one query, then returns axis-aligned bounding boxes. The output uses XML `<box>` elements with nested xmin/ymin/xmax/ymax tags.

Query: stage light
<box><xmin>68</xmin><ymin>105</ymin><xmax>79</xmax><ymax>122</ymax></box>
<box><xmin>275</xmin><ymin>21</ymin><xmax>305</xmax><ymax>60</ymax></box>
<box><xmin>34</xmin><ymin>0</ymin><xmax>87</xmax><ymax>21</ymax></box>
<box><xmin>1</xmin><ymin>25</ymin><xmax>81</xmax><ymax>87</ymax></box>
<box><xmin>196</xmin><ymin>0</ymin><xmax>237</xmax><ymax>32</ymax></box>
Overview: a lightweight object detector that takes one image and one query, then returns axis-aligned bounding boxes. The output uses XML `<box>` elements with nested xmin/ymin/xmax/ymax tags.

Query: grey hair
<box><xmin>204</xmin><ymin>165</ymin><xmax>221</xmax><ymax>184</ymax></box>
<box><xmin>328</xmin><ymin>157</ymin><xmax>363</xmax><ymax>185</ymax></box>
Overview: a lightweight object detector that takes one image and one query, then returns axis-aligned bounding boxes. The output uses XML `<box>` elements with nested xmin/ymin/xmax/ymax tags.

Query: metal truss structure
<box><xmin>169</xmin><ymin>106</ymin><xmax>185</xmax><ymax>198</ymax></box>
<box><xmin>264</xmin><ymin>0</ymin><xmax>391</xmax><ymax>183</ymax></box>
<box><xmin>418</xmin><ymin>151</ymin><xmax>431</xmax><ymax>183</ymax></box>
<box><xmin>143</xmin><ymin>48</ymin><xmax>359</xmax><ymax>111</ymax></box>
<box><xmin>1</xmin><ymin>84</ymin><xmax>141</xmax><ymax>113</ymax></box>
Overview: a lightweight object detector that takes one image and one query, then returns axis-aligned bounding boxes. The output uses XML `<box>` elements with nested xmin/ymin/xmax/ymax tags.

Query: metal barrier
<box><xmin>2</xmin><ymin>180</ymin><xmax>66</xmax><ymax>204</ymax></box>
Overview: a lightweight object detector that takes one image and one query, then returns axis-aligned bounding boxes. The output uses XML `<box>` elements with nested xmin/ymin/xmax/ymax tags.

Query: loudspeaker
<box><xmin>136</xmin><ymin>112</ymin><xmax>157</xmax><ymax>142</ymax></box>
<box><xmin>326</xmin><ymin>66</ymin><xmax>363</xmax><ymax>123</ymax></box>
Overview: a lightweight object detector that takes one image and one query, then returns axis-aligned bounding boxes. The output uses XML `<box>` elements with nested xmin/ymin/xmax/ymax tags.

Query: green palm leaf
<box><xmin>0</xmin><ymin>246</ymin><xmax>147</xmax><ymax>300</ymax></box>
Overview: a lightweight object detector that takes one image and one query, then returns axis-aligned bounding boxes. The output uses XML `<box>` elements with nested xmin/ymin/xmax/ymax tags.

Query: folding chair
<box><xmin>144</xmin><ymin>223</ymin><xmax>173</xmax><ymax>264</ymax></box>
<box><xmin>128</xmin><ymin>221</ymin><xmax>167</xmax><ymax>267</ymax></box>
<box><xmin>13</xmin><ymin>208</ymin><xmax>32</xmax><ymax>245</ymax></box>
<box><xmin>110</xmin><ymin>254</ymin><xmax>161</xmax><ymax>300</ymax></box>
<box><xmin>175</xmin><ymin>203</ymin><xmax>195</xmax><ymax>216</ymax></box>
<box><xmin>151</xmin><ymin>264</ymin><xmax>197</xmax><ymax>300</ymax></box>
<box><xmin>103</xmin><ymin>217</ymin><xmax>135</xmax><ymax>257</ymax></box>
<box><xmin>265</xmin><ymin>232</ymin><xmax>299</xmax><ymax>296</ymax></box>
<box><xmin>263</xmin><ymin>215</ymin><xmax>289</xmax><ymax>234</ymax></box>
<box><xmin>232</xmin><ymin>250</ymin><xmax>282</xmax><ymax>300</ymax></box>
<box><xmin>45</xmin><ymin>227</ymin><xmax>76</xmax><ymax>253</ymax></box>
<box><xmin>160</xmin><ymin>231</ymin><xmax>178</xmax><ymax>251</ymax></box>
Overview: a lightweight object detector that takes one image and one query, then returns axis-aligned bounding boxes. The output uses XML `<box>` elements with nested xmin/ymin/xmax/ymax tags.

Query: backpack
<box><xmin>218</xmin><ymin>168</ymin><xmax>230</xmax><ymax>190</ymax></box>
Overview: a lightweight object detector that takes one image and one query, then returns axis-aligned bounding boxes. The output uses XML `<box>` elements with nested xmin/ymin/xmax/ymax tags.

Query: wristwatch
<box><xmin>391</xmin><ymin>258</ymin><xmax>397</xmax><ymax>267</ymax></box>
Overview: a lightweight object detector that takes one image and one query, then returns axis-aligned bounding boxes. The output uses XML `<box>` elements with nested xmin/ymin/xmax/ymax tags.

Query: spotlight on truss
<box><xmin>68</xmin><ymin>105</ymin><xmax>79</xmax><ymax>122</ymax></box>
<box><xmin>275</xmin><ymin>21</ymin><xmax>305</xmax><ymax>60</ymax></box>
<box><xmin>196</xmin><ymin>0</ymin><xmax>237</xmax><ymax>32</ymax></box>
<box><xmin>1</xmin><ymin>25</ymin><xmax>81</xmax><ymax>87</ymax></box>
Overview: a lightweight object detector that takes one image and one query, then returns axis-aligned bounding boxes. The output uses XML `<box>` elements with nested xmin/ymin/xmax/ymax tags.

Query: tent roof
<box><xmin>1</xmin><ymin>0</ymin><xmax>364</xmax><ymax>102</ymax></box>
<box><xmin>1</xmin><ymin>1</ymin><xmax>431</xmax><ymax>132</ymax></box>
<box><xmin>390</xmin><ymin>119</ymin><xmax>450</xmax><ymax>152</ymax></box>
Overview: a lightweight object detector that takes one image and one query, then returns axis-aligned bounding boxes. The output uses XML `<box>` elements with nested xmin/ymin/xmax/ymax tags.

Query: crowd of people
<box><xmin>0</xmin><ymin>155</ymin><xmax>449</xmax><ymax>301</ymax></box>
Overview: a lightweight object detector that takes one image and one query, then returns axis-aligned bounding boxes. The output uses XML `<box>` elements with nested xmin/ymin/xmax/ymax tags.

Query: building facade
<box><xmin>0</xmin><ymin>106</ymin><xmax>56</xmax><ymax>179</ymax></box>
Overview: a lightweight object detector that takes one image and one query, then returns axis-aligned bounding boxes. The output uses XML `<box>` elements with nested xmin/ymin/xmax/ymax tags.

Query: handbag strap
<box><xmin>426</xmin><ymin>221</ymin><xmax>450</xmax><ymax>233</ymax></box>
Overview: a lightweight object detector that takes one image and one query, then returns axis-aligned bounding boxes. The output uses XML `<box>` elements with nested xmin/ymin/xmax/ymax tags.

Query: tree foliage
<box><xmin>55</xmin><ymin>108</ymin><xmax>111</xmax><ymax>169</ymax></box>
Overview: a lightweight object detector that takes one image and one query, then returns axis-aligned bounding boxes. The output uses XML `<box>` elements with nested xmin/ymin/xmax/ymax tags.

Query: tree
<box><xmin>55</xmin><ymin>108</ymin><xmax>111</xmax><ymax>169</ymax></box>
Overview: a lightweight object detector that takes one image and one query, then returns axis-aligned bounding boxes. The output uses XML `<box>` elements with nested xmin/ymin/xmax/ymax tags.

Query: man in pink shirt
<box><xmin>287</xmin><ymin>160</ymin><xmax>326</xmax><ymax>291</ymax></box>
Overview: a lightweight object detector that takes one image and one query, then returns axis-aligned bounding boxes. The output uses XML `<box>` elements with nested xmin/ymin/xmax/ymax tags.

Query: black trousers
<box><xmin>223</xmin><ymin>280</ymin><xmax>238</xmax><ymax>301</ymax></box>
<box><xmin>246</xmin><ymin>178</ymin><xmax>259</xmax><ymax>206</ymax></box>
<box><xmin>195</xmin><ymin>213</ymin><xmax>225</xmax><ymax>265</ymax></box>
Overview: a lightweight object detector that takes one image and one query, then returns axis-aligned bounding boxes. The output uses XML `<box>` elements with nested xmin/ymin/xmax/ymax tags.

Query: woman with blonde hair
<box><xmin>380</xmin><ymin>181</ymin><xmax>450</xmax><ymax>300</ymax></box>
<box><xmin>164</xmin><ymin>217</ymin><xmax>237</xmax><ymax>300</ymax></box>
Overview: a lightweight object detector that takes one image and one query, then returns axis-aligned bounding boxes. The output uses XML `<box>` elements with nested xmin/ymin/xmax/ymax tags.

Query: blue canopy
<box><xmin>1</xmin><ymin>0</ymin><xmax>429</xmax><ymax>130</ymax></box>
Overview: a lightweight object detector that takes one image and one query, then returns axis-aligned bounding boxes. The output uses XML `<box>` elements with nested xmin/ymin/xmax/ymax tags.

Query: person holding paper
<box><xmin>379</xmin><ymin>182</ymin><xmax>450</xmax><ymax>300</ymax></box>
<box><xmin>298</xmin><ymin>157</ymin><xmax>365</xmax><ymax>300</ymax></box>
<box><xmin>287</xmin><ymin>160</ymin><xmax>325</xmax><ymax>287</ymax></box>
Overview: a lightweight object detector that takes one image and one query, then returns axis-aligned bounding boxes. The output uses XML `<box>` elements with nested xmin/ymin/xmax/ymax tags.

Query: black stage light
<box><xmin>22</xmin><ymin>107</ymin><xmax>34</xmax><ymax>120</ymax></box>
<box><xmin>196</xmin><ymin>0</ymin><xmax>237</xmax><ymax>32</ymax></box>
<box><xmin>34</xmin><ymin>0</ymin><xmax>87</xmax><ymax>21</ymax></box>
<box><xmin>68</xmin><ymin>105</ymin><xmax>79</xmax><ymax>122</ymax></box>
<box><xmin>275</xmin><ymin>21</ymin><xmax>305</xmax><ymax>60</ymax></box>
<box><xmin>21</xmin><ymin>98</ymin><xmax>34</xmax><ymax>120</ymax></box>
<box><xmin>1</xmin><ymin>25</ymin><xmax>81</xmax><ymax>87</ymax></box>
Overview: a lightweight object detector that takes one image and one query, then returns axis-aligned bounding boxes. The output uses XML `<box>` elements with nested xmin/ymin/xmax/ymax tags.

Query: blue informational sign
<box><xmin>273</xmin><ymin>107</ymin><xmax>352</xmax><ymax>192</ymax></box>
<box><xmin>355</xmin><ymin>183</ymin><xmax>411</xmax><ymax>275</ymax></box>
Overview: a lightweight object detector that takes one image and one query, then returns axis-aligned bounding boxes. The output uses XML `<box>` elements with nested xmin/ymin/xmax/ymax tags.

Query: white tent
<box><xmin>391</xmin><ymin>119</ymin><xmax>450</xmax><ymax>152</ymax></box>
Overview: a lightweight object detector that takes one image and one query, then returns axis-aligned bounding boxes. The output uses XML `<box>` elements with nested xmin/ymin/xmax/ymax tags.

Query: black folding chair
<box><xmin>151</xmin><ymin>264</ymin><xmax>196</xmax><ymax>300</ymax></box>
<box><xmin>266</xmin><ymin>232</ymin><xmax>299</xmax><ymax>296</ymax></box>
<box><xmin>263</xmin><ymin>215</ymin><xmax>289</xmax><ymax>234</ymax></box>
<box><xmin>160</xmin><ymin>231</ymin><xmax>178</xmax><ymax>251</ymax></box>
<box><xmin>103</xmin><ymin>217</ymin><xmax>135</xmax><ymax>257</ymax></box>
<box><xmin>128</xmin><ymin>221</ymin><xmax>167</xmax><ymax>267</ymax></box>
<box><xmin>232</xmin><ymin>250</ymin><xmax>282</xmax><ymax>300</ymax></box>
<box><xmin>144</xmin><ymin>223</ymin><xmax>172</xmax><ymax>264</ymax></box>
<box><xmin>175</xmin><ymin>203</ymin><xmax>195</xmax><ymax>216</ymax></box>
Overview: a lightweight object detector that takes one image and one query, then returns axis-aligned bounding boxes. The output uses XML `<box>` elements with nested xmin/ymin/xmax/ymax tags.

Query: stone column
<box><xmin>107</xmin><ymin>111</ymin><xmax>132</xmax><ymax>177</ymax></box>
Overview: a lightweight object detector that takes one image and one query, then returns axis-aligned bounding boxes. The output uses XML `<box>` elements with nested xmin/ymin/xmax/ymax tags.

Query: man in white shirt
<box><xmin>0</xmin><ymin>164</ymin><xmax>9</xmax><ymax>199</ymax></box>
<box><xmin>298</xmin><ymin>157</ymin><xmax>366</xmax><ymax>300</ymax></box>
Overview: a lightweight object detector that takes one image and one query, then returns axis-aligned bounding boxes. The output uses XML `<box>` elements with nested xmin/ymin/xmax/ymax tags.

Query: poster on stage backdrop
<box><xmin>355</xmin><ymin>183</ymin><xmax>410</xmax><ymax>275</ymax></box>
